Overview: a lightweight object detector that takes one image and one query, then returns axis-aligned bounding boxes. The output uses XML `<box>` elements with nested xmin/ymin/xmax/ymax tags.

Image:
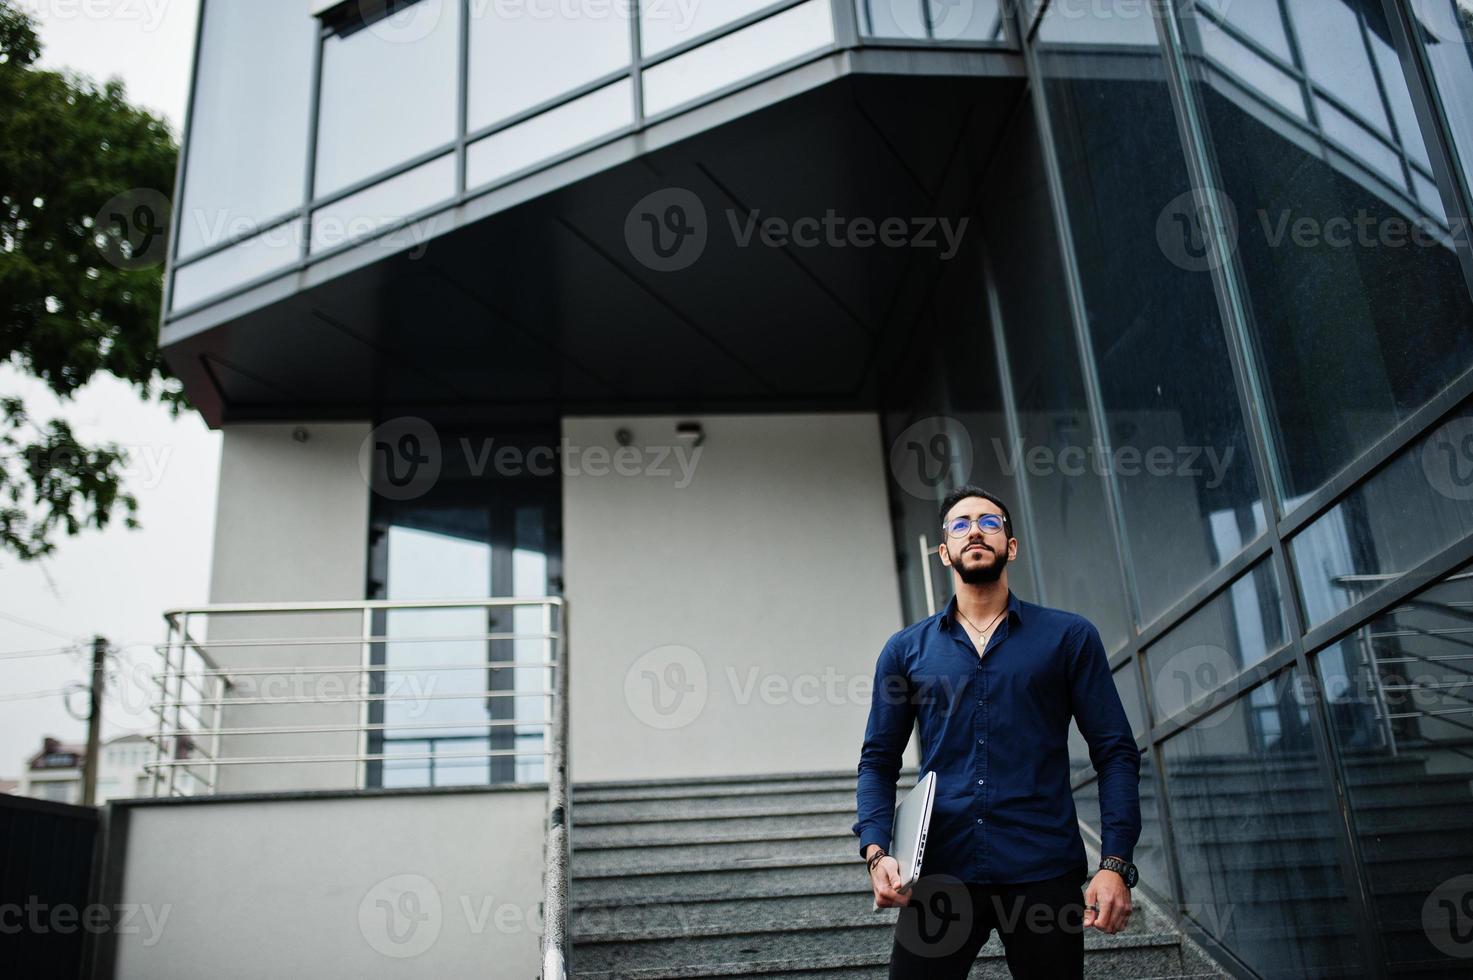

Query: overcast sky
<box><xmin>0</xmin><ymin>0</ymin><xmax>213</xmax><ymax>781</ymax></box>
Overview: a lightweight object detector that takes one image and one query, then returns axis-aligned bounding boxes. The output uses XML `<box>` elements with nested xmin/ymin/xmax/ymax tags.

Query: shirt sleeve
<box><xmin>852</xmin><ymin>636</ymin><xmax>915</xmax><ymax>858</ymax></box>
<box><xmin>1066</xmin><ymin>618</ymin><xmax>1142</xmax><ymax>864</ymax></box>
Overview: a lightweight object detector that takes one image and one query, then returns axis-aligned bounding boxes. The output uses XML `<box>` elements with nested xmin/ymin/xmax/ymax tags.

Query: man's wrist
<box><xmin>1097</xmin><ymin>855</ymin><xmax>1138</xmax><ymax>888</ymax></box>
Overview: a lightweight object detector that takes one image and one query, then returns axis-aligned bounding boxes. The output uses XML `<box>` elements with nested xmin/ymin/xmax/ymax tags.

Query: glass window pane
<box><xmin>1197</xmin><ymin>19</ymin><xmax>1307</xmax><ymax>121</ymax></box>
<box><xmin>1162</xmin><ymin>671</ymin><xmax>1364</xmax><ymax>977</ymax></box>
<box><xmin>1291</xmin><ymin>404</ymin><xmax>1473</xmax><ymax>628</ymax></box>
<box><xmin>1036</xmin><ymin>0</ymin><xmax>1266</xmax><ymax>623</ymax></box>
<box><xmin>467</xmin><ymin>80</ymin><xmax>633</xmax><ymax>189</ymax></box>
<box><xmin>171</xmin><ymin>220</ymin><xmax>304</xmax><ymax>311</ymax></box>
<box><xmin>1315</xmin><ymin>565</ymin><xmax>1473</xmax><ymax>974</ymax></box>
<box><xmin>468</xmin><ymin>1</ymin><xmax>630</xmax><ymax>131</ymax></box>
<box><xmin>177</xmin><ymin>0</ymin><xmax>316</xmax><ymax>259</ymax></box>
<box><xmin>1036</xmin><ymin>0</ymin><xmax>1158</xmax><ymax>45</ymax></box>
<box><xmin>315</xmin><ymin>0</ymin><xmax>460</xmax><ymax>197</ymax></box>
<box><xmin>1412</xmin><ymin>0</ymin><xmax>1473</xmax><ymax>196</ymax></box>
<box><xmin>861</xmin><ymin>0</ymin><xmax>926</xmax><ymax>39</ymax></box>
<box><xmin>641</xmin><ymin>0</ymin><xmax>776</xmax><ymax>56</ymax></box>
<box><xmin>1368</xmin><ymin>31</ymin><xmax>1431</xmax><ymax>171</ymax></box>
<box><xmin>1289</xmin><ymin>0</ymin><xmax>1389</xmax><ymax>132</ymax></box>
<box><xmin>1144</xmin><ymin>560</ymin><xmax>1288</xmax><ymax>727</ymax></box>
<box><xmin>310</xmin><ymin>154</ymin><xmax>455</xmax><ymax>254</ymax></box>
<box><xmin>984</xmin><ymin>103</ymin><xmax>1130</xmax><ymax>651</ymax></box>
<box><xmin>860</xmin><ymin>0</ymin><xmax>1002</xmax><ymax>41</ymax></box>
<box><xmin>641</xmin><ymin>0</ymin><xmax>835</xmax><ymax>118</ymax></box>
<box><xmin>1175</xmin><ymin>0</ymin><xmax>1473</xmax><ymax>508</ymax></box>
<box><xmin>926</xmin><ymin>0</ymin><xmax>1003</xmax><ymax>41</ymax></box>
<box><xmin>1198</xmin><ymin>0</ymin><xmax>1293</xmax><ymax>62</ymax></box>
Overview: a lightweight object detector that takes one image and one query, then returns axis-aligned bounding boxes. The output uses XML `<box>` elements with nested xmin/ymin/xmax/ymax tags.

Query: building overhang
<box><xmin>161</xmin><ymin>48</ymin><xmax>1025</xmax><ymax>427</ymax></box>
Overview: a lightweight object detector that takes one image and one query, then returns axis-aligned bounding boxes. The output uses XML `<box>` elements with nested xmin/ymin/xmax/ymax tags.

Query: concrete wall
<box><xmin>198</xmin><ymin>422</ymin><xmax>372</xmax><ymax>793</ymax></box>
<box><xmin>562</xmin><ymin>413</ymin><xmax>909</xmax><ymax>783</ymax></box>
<box><xmin>110</xmin><ymin>787</ymin><xmax>545</xmax><ymax>979</ymax></box>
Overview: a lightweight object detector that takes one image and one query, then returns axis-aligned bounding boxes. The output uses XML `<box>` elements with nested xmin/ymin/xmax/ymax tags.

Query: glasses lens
<box><xmin>979</xmin><ymin>515</ymin><xmax>1004</xmax><ymax>533</ymax></box>
<box><xmin>946</xmin><ymin>518</ymin><xmax>972</xmax><ymax>537</ymax></box>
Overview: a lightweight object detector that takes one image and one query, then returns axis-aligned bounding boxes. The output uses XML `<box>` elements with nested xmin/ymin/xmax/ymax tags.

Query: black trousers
<box><xmin>886</xmin><ymin>866</ymin><xmax>1088</xmax><ymax>980</ymax></box>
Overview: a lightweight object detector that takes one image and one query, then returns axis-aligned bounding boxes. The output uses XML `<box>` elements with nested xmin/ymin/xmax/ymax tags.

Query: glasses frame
<box><xmin>942</xmin><ymin>514</ymin><xmax>1009</xmax><ymax>538</ymax></box>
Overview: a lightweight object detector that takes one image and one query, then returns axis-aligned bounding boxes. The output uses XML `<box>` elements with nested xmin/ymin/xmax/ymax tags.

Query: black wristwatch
<box><xmin>1098</xmin><ymin>856</ymin><xmax>1138</xmax><ymax>888</ymax></box>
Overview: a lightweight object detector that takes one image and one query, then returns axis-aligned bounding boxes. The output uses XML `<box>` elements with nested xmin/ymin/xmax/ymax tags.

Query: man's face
<box><xmin>940</xmin><ymin>497</ymin><xmax>1014</xmax><ymax>585</ymax></box>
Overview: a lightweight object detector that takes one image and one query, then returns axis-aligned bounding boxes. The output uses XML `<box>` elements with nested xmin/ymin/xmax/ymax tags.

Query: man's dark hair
<box><xmin>938</xmin><ymin>485</ymin><xmax>1014</xmax><ymax>539</ymax></box>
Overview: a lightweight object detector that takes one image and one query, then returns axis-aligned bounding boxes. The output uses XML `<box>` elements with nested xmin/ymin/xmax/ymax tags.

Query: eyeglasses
<box><xmin>943</xmin><ymin>514</ymin><xmax>1007</xmax><ymax>538</ymax></box>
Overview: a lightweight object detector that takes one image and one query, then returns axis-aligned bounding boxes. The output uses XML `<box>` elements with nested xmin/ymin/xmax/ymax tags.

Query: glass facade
<box><xmin>165</xmin><ymin>0</ymin><xmax>1015</xmax><ymax>314</ymax></box>
<box><xmin>872</xmin><ymin>1</ymin><xmax>1473</xmax><ymax>976</ymax></box>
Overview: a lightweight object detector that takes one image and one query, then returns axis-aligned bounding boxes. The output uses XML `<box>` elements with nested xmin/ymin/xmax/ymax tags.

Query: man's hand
<box><xmin>868</xmin><ymin>854</ymin><xmax>912</xmax><ymax>908</ymax></box>
<box><xmin>1082</xmin><ymin>866</ymin><xmax>1131</xmax><ymax>933</ymax></box>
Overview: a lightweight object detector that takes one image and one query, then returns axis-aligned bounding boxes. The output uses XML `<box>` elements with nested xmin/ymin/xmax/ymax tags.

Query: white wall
<box><xmin>562</xmin><ymin>413</ymin><xmax>907</xmax><ymax>782</ymax></box>
<box><xmin>112</xmin><ymin>787</ymin><xmax>545</xmax><ymax>979</ymax></box>
<box><xmin>200</xmin><ymin>423</ymin><xmax>372</xmax><ymax>793</ymax></box>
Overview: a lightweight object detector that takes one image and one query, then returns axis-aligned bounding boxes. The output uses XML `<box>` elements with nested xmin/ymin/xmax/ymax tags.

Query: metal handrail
<box><xmin>541</xmin><ymin>602</ymin><xmax>571</xmax><ymax>980</ymax></box>
<box><xmin>145</xmin><ymin>596</ymin><xmax>572</xmax><ymax>977</ymax></box>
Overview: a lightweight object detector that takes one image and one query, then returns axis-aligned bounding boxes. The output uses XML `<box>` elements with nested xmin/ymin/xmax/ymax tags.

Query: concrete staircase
<box><xmin>566</xmin><ymin>770</ymin><xmax>1228</xmax><ymax>979</ymax></box>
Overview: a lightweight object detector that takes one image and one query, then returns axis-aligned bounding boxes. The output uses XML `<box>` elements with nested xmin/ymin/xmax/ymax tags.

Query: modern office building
<box><xmin>91</xmin><ymin>0</ymin><xmax>1473</xmax><ymax>977</ymax></box>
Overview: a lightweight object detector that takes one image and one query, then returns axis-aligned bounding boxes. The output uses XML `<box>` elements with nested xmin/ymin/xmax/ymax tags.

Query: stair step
<box><xmin>572</xmin><ymin>915</ymin><xmax>1189</xmax><ymax>977</ymax></box>
<box><xmin>572</xmin><ymin>887</ymin><xmax>1179</xmax><ymax>941</ymax></box>
<box><xmin>573</xmin><ymin>834</ymin><xmax>858</xmax><ymax>877</ymax></box>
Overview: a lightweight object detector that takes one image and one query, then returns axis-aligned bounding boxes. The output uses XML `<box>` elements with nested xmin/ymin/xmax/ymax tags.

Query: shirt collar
<box><xmin>937</xmin><ymin>590</ymin><xmax>1023</xmax><ymax>632</ymax></box>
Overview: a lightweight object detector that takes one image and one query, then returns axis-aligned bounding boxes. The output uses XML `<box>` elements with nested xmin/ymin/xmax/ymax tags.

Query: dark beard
<box><xmin>952</xmin><ymin>544</ymin><xmax>1008</xmax><ymax>585</ymax></box>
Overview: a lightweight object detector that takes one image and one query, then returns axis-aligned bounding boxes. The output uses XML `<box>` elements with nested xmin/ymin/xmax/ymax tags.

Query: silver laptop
<box><xmin>872</xmin><ymin>771</ymin><xmax>937</xmax><ymax>911</ymax></box>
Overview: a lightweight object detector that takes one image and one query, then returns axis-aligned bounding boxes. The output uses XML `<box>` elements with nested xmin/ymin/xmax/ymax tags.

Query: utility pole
<box><xmin>81</xmin><ymin>634</ymin><xmax>106</xmax><ymax>806</ymax></box>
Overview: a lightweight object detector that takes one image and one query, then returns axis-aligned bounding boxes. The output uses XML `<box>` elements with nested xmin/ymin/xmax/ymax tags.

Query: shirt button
<box><xmin>977</xmin><ymin>779</ymin><xmax>984</xmax><ymax>785</ymax></box>
<box><xmin>976</xmin><ymin>818</ymin><xmax>983</xmax><ymax>824</ymax></box>
<box><xmin>978</xmin><ymin>738</ymin><xmax>985</xmax><ymax>745</ymax></box>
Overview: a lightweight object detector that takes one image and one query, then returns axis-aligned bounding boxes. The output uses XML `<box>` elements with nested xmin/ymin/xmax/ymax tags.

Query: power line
<box><xmin>0</xmin><ymin>608</ymin><xmax>79</xmax><ymax>642</ymax></box>
<box><xmin>0</xmin><ymin>644</ymin><xmax>81</xmax><ymax>661</ymax></box>
<box><xmin>0</xmin><ymin>685</ymin><xmax>81</xmax><ymax>704</ymax></box>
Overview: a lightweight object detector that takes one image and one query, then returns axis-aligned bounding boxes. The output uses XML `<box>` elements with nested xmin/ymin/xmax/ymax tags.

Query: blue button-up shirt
<box><xmin>853</xmin><ymin>590</ymin><xmax>1140</xmax><ymax>884</ymax></box>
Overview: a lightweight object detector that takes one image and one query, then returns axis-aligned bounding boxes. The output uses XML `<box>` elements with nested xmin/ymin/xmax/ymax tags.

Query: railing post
<box><xmin>359</xmin><ymin>605</ymin><xmax>372</xmax><ymax>790</ymax></box>
<box><xmin>151</xmin><ymin>618</ymin><xmax>173</xmax><ymax>797</ymax></box>
<box><xmin>540</xmin><ymin>598</ymin><xmax>571</xmax><ymax>979</ymax></box>
<box><xmin>168</xmin><ymin>613</ymin><xmax>189</xmax><ymax>795</ymax></box>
